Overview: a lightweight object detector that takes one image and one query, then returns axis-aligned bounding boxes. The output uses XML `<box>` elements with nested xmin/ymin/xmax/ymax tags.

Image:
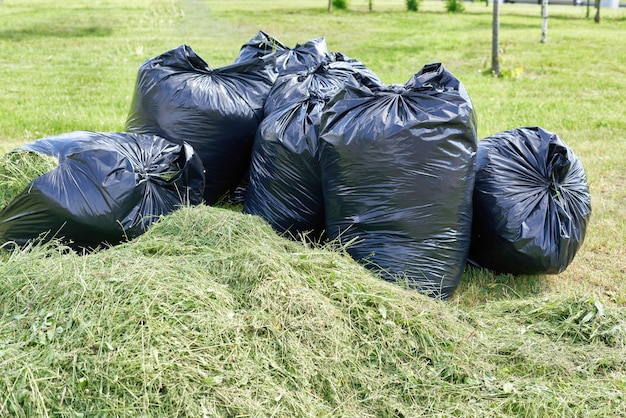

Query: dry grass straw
<box><xmin>0</xmin><ymin>150</ymin><xmax>57</xmax><ymax>210</ymax></box>
<box><xmin>1</xmin><ymin>205</ymin><xmax>625</xmax><ymax>417</ymax></box>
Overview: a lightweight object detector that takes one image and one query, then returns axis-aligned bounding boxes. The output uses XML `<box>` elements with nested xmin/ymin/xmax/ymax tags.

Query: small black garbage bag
<box><xmin>235</xmin><ymin>32</ymin><xmax>380</xmax><ymax>87</ymax></box>
<box><xmin>234</xmin><ymin>32</ymin><xmax>329</xmax><ymax>75</ymax></box>
<box><xmin>229</xmin><ymin>34</ymin><xmax>330</xmax><ymax>206</ymax></box>
<box><xmin>244</xmin><ymin>60</ymin><xmax>376</xmax><ymax>237</ymax></box>
<box><xmin>244</xmin><ymin>97</ymin><xmax>328</xmax><ymax>237</ymax></box>
<box><xmin>233</xmin><ymin>30</ymin><xmax>288</xmax><ymax>64</ymax></box>
<box><xmin>234</xmin><ymin>53</ymin><xmax>384</xmax><ymax>208</ymax></box>
<box><xmin>0</xmin><ymin>131</ymin><xmax>205</xmax><ymax>250</ymax></box>
<box><xmin>469</xmin><ymin>126</ymin><xmax>591</xmax><ymax>274</ymax></box>
<box><xmin>331</xmin><ymin>51</ymin><xmax>385</xmax><ymax>92</ymax></box>
<box><xmin>319</xmin><ymin>63</ymin><xmax>477</xmax><ymax>299</ymax></box>
<box><xmin>126</xmin><ymin>44</ymin><xmax>277</xmax><ymax>204</ymax></box>
<box><xmin>274</xmin><ymin>37</ymin><xmax>330</xmax><ymax>75</ymax></box>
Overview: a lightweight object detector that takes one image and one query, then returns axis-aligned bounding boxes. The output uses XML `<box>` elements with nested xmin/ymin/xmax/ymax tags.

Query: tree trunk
<box><xmin>328</xmin><ymin>0</ymin><xmax>332</xmax><ymax>12</ymax></box>
<box><xmin>541</xmin><ymin>0</ymin><xmax>548</xmax><ymax>43</ymax></box>
<box><xmin>369</xmin><ymin>0</ymin><xmax>373</xmax><ymax>11</ymax></box>
<box><xmin>492</xmin><ymin>0</ymin><xmax>501</xmax><ymax>76</ymax></box>
<box><xmin>594</xmin><ymin>0</ymin><xmax>601</xmax><ymax>23</ymax></box>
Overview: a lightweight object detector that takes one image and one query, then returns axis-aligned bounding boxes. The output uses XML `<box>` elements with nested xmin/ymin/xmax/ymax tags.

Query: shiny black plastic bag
<box><xmin>244</xmin><ymin>98</ymin><xmax>327</xmax><ymax>237</ymax></box>
<box><xmin>469</xmin><ymin>127</ymin><xmax>591</xmax><ymax>274</ymax></box>
<box><xmin>231</xmin><ymin>49</ymin><xmax>383</xmax><ymax>207</ymax></box>
<box><xmin>126</xmin><ymin>44</ymin><xmax>277</xmax><ymax>204</ymax></box>
<box><xmin>273</xmin><ymin>37</ymin><xmax>330</xmax><ymax>75</ymax></box>
<box><xmin>331</xmin><ymin>51</ymin><xmax>385</xmax><ymax>92</ymax></box>
<box><xmin>233</xmin><ymin>31</ymin><xmax>287</xmax><ymax>64</ymax></box>
<box><xmin>244</xmin><ymin>60</ymin><xmax>379</xmax><ymax>237</ymax></box>
<box><xmin>235</xmin><ymin>33</ymin><xmax>329</xmax><ymax>76</ymax></box>
<box><xmin>0</xmin><ymin>131</ymin><xmax>205</xmax><ymax>250</ymax></box>
<box><xmin>262</xmin><ymin>58</ymin><xmax>384</xmax><ymax>116</ymax></box>
<box><xmin>320</xmin><ymin>63</ymin><xmax>477</xmax><ymax>299</ymax></box>
<box><xmin>235</xmin><ymin>32</ymin><xmax>380</xmax><ymax>87</ymax></box>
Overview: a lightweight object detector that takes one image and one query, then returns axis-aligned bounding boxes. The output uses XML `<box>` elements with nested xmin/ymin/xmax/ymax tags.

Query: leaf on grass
<box><xmin>204</xmin><ymin>375</ymin><xmax>224</xmax><ymax>386</ymax></box>
<box><xmin>581</xmin><ymin>311</ymin><xmax>595</xmax><ymax>324</ymax></box>
<box><xmin>594</xmin><ymin>300</ymin><xmax>605</xmax><ymax>317</ymax></box>
<box><xmin>378</xmin><ymin>304</ymin><xmax>387</xmax><ymax>319</ymax></box>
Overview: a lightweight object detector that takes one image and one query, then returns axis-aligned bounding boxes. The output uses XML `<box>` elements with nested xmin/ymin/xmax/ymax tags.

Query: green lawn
<box><xmin>0</xmin><ymin>0</ymin><xmax>625</xmax><ymax>416</ymax></box>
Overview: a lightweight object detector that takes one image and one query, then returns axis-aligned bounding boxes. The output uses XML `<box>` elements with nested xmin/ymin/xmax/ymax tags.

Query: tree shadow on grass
<box><xmin>0</xmin><ymin>24</ymin><xmax>112</xmax><ymax>41</ymax></box>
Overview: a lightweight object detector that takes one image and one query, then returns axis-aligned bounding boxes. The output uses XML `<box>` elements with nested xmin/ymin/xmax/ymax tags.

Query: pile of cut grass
<box><xmin>0</xmin><ymin>150</ymin><xmax>57</xmax><ymax>210</ymax></box>
<box><xmin>1</xmin><ymin>205</ymin><xmax>624</xmax><ymax>417</ymax></box>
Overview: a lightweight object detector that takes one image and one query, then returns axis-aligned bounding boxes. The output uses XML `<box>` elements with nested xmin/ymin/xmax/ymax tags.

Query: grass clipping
<box><xmin>0</xmin><ymin>150</ymin><xmax>57</xmax><ymax>210</ymax></box>
<box><xmin>1</xmin><ymin>206</ymin><xmax>625</xmax><ymax>417</ymax></box>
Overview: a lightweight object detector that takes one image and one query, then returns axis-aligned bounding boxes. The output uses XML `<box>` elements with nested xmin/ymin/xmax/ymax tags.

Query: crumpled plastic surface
<box><xmin>235</xmin><ymin>32</ymin><xmax>381</xmax><ymax>88</ymax></box>
<box><xmin>125</xmin><ymin>44</ymin><xmax>277</xmax><ymax>204</ymax></box>
<box><xmin>233</xmin><ymin>30</ymin><xmax>288</xmax><ymax>64</ymax></box>
<box><xmin>0</xmin><ymin>131</ymin><xmax>205</xmax><ymax>250</ymax></box>
<box><xmin>235</xmin><ymin>32</ymin><xmax>330</xmax><ymax>76</ymax></box>
<box><xmin>244</xmin><ymin>59</ymin><xmax>382</xmax><ymax>237</ymax></box>
<box><xmin>319</xmin><ymin>63</ymin><xmax>477</xmax><ymax>299</ymax></box>
<box><xmin>469</xmin><ymin>126</ymin><xmax>591</xmax><ymax>274</ymax></box>
<box><xmin>273</xmin><ymin>37</ymin><xmax>330</xmax><ymax>75</ymax></box>
<box><xmin>330</xmin><ymin>51</ymin><xmax>384</xmax><ymax>94</ymax></box>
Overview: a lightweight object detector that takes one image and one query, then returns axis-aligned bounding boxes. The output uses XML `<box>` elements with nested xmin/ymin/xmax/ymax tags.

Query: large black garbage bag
<box><xmin>319</xmin><ymin>63</ymin><xmax>477</xmax><ymax>299</ymax></box>
<box><xmin>244</xmin><ymin>60</ymin><xmax>378</xmax><ymax>237</ymax></box>
<box><xmin>469</xmin><ymin>127</ymin><xmax>591</xmax><ymax>274</ymax></box>
<box><xmin>243</xmin><ymin>97</ymin><xmax>328</xmax><ymax>237</ymax></box>
<box><xmin>126</xmin><ymin>44</ymin><xmax>277</xmax><ymax>204</ymax></box>
<box><xmin>0</xmin><ymin>131</ymin><xmax>205</xmax><ymax>250</ymax></box>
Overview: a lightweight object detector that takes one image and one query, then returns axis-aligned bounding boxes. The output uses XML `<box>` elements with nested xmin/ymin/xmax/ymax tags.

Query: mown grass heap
<box><xmin>1</xmin><ymin>205</ymin><xmax>624</xmax><ymax>417</ymax></box>
<box><xmin>0</xmin><ymin>151</ymin><xmax>57</xmax><ymax>210</ymax></box>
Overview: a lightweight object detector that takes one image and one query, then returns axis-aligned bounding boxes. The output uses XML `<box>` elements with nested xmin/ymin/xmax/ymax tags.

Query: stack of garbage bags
<box><xmin>0</xmin><ymin>31</ymin><xmax>591</xmax><ymax>299</ymax></box>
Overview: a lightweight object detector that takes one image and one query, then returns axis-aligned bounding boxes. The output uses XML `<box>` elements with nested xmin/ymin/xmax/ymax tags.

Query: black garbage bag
<box><xmin>228</xmin><ymin>35</ymin><xmax>330</xmax><ymax>206</ymax></box>
<box><xmin>233</xmin><ymin>30</ymin><xmax>288</xmax><ymax>64</ymax></box>
<box><xmin>469</xmin><ymin>127</ymin><xmax>591</xmax><ymax>274</ymax></box>
<box><xmin>274</xmin><ymin>37</ymin><xmax>330</xmax><ymax>75</ymax></box>
<box><xmin>231</xmin><ymin>53</ymin><xmax>384</xmax><ymax>208</ymax></box>
<box><xmin>319</xmin><ymin>63</ymin><xmax>477</xmax><ymax>299</ymax></box>
<box><xmin>331</xmin><ymin>51</ymin><xmax>385</xmax><ymax>93</ymax></box>
<box><xmin>262</xmin><ymin>57</ymin><xmax>384</xmax><ymax>116</ymax></box>
<box><xmin>244</xmin><ymin>60</ymin><xmax>377</xmax><ymax>237</ymax></box>
<box><xmin>0</xmin><ymin>131</ymin><xmax>205</xmax><ymax>250</ymax></box>
<box><xmin>235</xmin><ymin>31</ymin><xmax>380</xmax><ymax>86</ymax></box>
<box><xmin>126</xmin><ymin>44</ymin><xmax>277</xmax><ymax>204</ymax></box>
<box><xmin>235</xmin><ymin>34</ymin><xmax>329</xmax><ymax>74</ymax></box>
<box><xmin>243</xmin><ymin>98</ymin><xmax>328</xmax><ymax>236</ymax></box>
